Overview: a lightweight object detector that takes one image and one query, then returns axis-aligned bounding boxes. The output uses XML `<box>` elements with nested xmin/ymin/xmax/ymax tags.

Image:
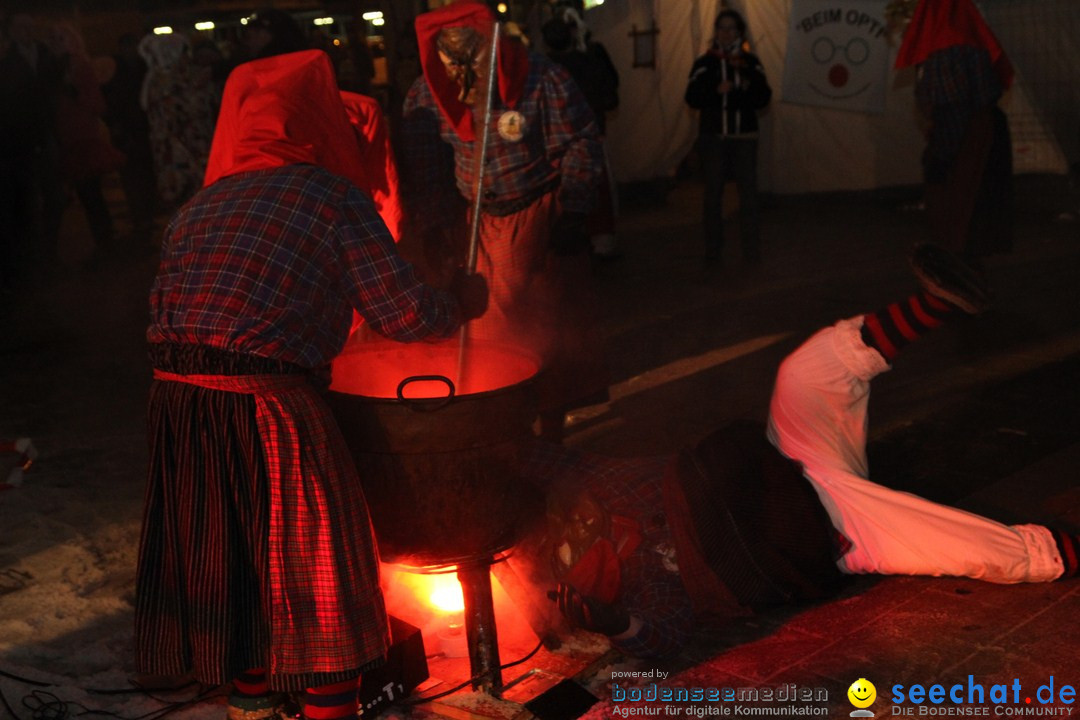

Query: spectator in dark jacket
<box><xmin>103</xmin><ymin>32</ymin><xmax>156</xmax><ymax>247</ymax></box>
<box><xmin>542</xmin><ymin>9</ymin><xmax>621</xmax><ymax>262</ymax></box>
<box><xmin>685</xmin><ymin>9</ymin><xmax>771</xmax><ymax>267</ymax></box>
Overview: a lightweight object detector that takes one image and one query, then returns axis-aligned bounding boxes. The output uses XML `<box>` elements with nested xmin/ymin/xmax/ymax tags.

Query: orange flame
<box><xmin>385</xmin><ymin>565</ymin><xmax>465</xmax><ymax>614</ymax></box>
<box><xmin>426</xmin><ymin>573</ymin><xmax>465</xmax><ymax>613</ymax></box>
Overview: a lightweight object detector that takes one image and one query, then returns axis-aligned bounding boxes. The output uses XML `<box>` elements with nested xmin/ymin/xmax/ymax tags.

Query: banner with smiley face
<box><xmin>781</xmin><ymin>0</ymin><xmax>891</xmax><ymax>114</ymax></box>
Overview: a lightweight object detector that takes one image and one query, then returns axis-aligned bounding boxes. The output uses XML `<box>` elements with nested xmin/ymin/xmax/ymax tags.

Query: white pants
<box><xmin>766</xmin><ymin>316</ymin><xmax>1063</xmax><ymax>583</ymax></box>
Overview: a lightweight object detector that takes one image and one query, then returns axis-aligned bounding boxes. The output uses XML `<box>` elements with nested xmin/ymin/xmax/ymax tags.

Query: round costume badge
<box><xmin>497</xmin><ymin>110</ymin><xmax>525</xmax><ymax>141</ymax></box>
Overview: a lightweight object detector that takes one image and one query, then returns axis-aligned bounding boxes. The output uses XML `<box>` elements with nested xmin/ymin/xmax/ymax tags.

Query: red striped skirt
<box><xmin>136</xmin><ymin>345</ymin><xmax>389</xmax><ymax>691</ymax></box>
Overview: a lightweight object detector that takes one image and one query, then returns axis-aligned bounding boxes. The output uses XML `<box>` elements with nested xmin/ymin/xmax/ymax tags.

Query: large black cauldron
<box><xmin>327</xmin><ymin>338</ymin><xmax>541</xmax><ymax>568</ymax></box>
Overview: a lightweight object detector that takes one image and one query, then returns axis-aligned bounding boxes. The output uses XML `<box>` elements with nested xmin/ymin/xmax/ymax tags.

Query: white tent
<box><xmin>583</xmin><ymin>0</ymin><xmax>1074</xmax><ymax>193</ymax></box>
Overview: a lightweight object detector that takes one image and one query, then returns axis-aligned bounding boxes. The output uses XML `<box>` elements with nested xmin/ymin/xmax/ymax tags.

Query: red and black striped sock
<box><xmin>303</xmin><ymin>678</ymin><xmax>359</xmax><ymax>720</ymax></box>
<box><xmin>232</xmin><ymin>668</ymin><xmax>270</xmax><ymax>698</ymax></box>
<box><xmin>860</xmin><ymin>291</ymin><xmax>958</xmax><ymax>363</ymax></box>
<box><xmin>1052</xmin><ymin>530</ymin><xmax>1079</xmax><ymax>579</ymax></box>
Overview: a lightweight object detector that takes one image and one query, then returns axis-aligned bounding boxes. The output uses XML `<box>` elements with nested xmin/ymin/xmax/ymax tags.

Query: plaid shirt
<box><xmin>917</xmin><ymin>45</ymin><xmax>1002</xmax><ymax>178</ymax></box>
<box><xmin>148</xmin><ymin>165</ymin><xmax>460</xmax><ymax>369</ymax></box>
<box><xmin>401</xmin><ymin>52</ymin><xmax>602</xmax><ymax>218</ymax></box>
<box><xmin>523</xmin><ymin>442</ymin><xmax>695</xmax><ymax>659</ymax></box>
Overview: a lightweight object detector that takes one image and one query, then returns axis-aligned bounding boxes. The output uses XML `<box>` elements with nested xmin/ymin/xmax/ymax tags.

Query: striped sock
<box><xmin>859</xmin><ymin>291</ymin><xmax>958</xmax><ymax>363</ymax></box>
<box><xmin>1052</xmin><ymin>530</ymin><xmax>1079</xmax><ymax>579</ymax></box>
<box><xmin>303</xmin><ymin>678</ymin><xmax>359</xmax><ymax>720</ymax></box>
<box><xmin>232</xmin><ymin>668</ymin><xmax>270</xmax><ymax>697</ymax></box>
<box><xmin>228</xmin><ymin>669</ymin><xmax>286</xmax><ymax>720</ymax></box>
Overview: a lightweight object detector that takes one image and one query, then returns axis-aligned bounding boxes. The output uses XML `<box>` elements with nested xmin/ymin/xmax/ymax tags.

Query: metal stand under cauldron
<box><xmin>458</xmin><ymin>560</ymin><xmax>503</xmax><ymax>692</ymax></box>
<box><xmin>353</xmin><ymin>16</ymin><xmax>518</xmax><ymax>694</ymax></box>
<box><xmin>327</xmin><ymin>339</ymin><xmax>542</xmax><ymax>695</ymax></box>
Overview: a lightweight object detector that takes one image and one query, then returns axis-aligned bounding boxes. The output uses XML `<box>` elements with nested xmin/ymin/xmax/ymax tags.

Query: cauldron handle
<box><xmin>396</xmin><ymin>375</ymin><xmax>456</xmax><ymax>411</ymax></box>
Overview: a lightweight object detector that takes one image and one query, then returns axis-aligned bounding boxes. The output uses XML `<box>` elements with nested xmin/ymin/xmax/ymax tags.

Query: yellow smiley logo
<box><xmin>847</xmin><ymin>678</ymin><xmax>876</xmax><ymax>708</ymax></box>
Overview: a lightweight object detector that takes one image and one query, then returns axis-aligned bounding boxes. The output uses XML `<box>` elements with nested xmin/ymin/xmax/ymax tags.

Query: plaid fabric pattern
<box><xmin>522</xmin><ymin>442</ymin><xmax>694</xmax><ymax>659</ymax></box>
<box><xmin>147</xmin><ymin>370</ymin><xmax>390</xmax><ymax>682</ymax></box>
<box><xmin>917</xmin><ymin>45</ymin><xmax>1003</xmax><ymax>176</ymax></box>
<box><xmin>148</xmin><ymin>165</ymin><xmax>460</xmax><ymax>369</ymax></box>
<box><xmin>468</xmin><ymin>192</ymin><xmax>608</xmax><ymax>411</ymax></box>
<box><xmin>402</xmin><ymin>52</ymin><xmax>602</xmax><ymax>216</ymax></box>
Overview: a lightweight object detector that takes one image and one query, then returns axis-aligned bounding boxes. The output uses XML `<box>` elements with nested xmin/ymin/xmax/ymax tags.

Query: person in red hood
<box><xmin>340</xmin><ymin>90</ymin><xmax>404</xmax><ymax>243</ymax></box>
<box><xmin>400</xmin><ymin>0</ymin><xmax>608</xmax><ymax>442</ymax></box>
<box><xmin>895</xmin><ymin>0</ymin><xmax>1014</xmax><ymax>271</ymax></box>
<box><xmin>137</xmin><ymin>49</ymin><xmax>486</xmax><ymax>720</ymax></box>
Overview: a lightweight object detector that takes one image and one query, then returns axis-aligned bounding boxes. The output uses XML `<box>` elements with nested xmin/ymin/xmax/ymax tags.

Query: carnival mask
<box><xmin>547</xmin><ymin>488</ymin><xmax>611</xmax><ymax>575</ymax></box>
<box><xmin>436</xmin><ymin>26</ymin><xmax>487</xmax><ymax>105</ymax></box>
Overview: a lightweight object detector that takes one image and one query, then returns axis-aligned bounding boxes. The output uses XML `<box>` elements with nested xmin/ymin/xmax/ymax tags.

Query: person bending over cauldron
<box><xmin>519</xmin><ymin>244</ymin><xmax>1078</xmax><ymax>658</ymax></box>
<box><xmin>136</xmin><ymin>49</ymin><xmax>487</xmax><ymax>720</ymax></box>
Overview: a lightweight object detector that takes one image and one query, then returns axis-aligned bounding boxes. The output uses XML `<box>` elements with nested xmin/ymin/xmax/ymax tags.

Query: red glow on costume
<box><xmin>560</xmin><ymin>516</ymin><xmax>641</xmax><ymax>605</ymax></box>
<box><xmin>203</xmin><ymin>50</ymin><xmax>370</xmax><ymax>189</ymax></box>
<box><xmin>340</xmin><ymin>91</ymin><xmax>404</xmax><ymax>241</ymax></box>
<box><xmin>894</xmin><ymin>0</ymin><xmax>1013</xmax><ymax>89</ymax></box>
<box><xmin>415</xmin><ymin>0</ymin><xmax>529</xmax><ymax>141</ymax></box>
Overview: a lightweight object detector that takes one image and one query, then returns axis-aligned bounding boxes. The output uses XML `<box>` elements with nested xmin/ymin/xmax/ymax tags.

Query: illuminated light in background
<box><xmin>361</xmin><ymin>11</ymin><xmax>384</xmax><ymax>20</ymax></box>
<box><xmin>194</xmin><ymin>21</ymin><xmax>215</xmax><ymax>31</ymax></box>
<box><xmin>371</xmin><ymin>17</ymin><xmax>385</xmax><ymax>27</ymax></box>
<box><xmin>496</xmin><ymin>2</ymin><xmax>508</xmax><ymax>13</ymax></box>
<box><xmin>153</xmin><ymin>26</ymin><xmax>173</xmax><ymax>35</ymax></box>
<box><xmin>313</xmin><ymin>17</ymin><xmax>334</xmax><ymax>26</ymax></box>
<box><xmin>240</xmin><ymin>17</ymin><xmax>249</xmax><ymax>25</ymax></box>
<box><xmin>333</xmin><ymin>38</ymin><xmax>341</xmax><ymax>46</ymax></box>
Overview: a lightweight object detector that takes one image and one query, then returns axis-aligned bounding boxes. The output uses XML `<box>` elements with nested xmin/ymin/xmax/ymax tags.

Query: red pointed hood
<box><xmin>415</xmin><ymin>0</ymin><xmax>529</xmax><ymax>141</ymax></box>
<box><xmin>339</xmin><ymin>90</ymin><xmax>403</xmax><ymax>241</ymax></box>
<box><xmin>895</xmin><ymin>0</ymin><xmax>1013</xmax><ymax>89</ymax></box>
<box><xmin>203</xmin><ymin>50</ymin><xmax>368</xmax><ymax>188</ymax></box>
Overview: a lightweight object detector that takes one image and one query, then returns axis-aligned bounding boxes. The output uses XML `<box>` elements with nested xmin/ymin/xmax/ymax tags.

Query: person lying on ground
<box><xmin>518</xmin><ymin>244</ymin><xmax>1076</xmax><ymax>658</ymax></box>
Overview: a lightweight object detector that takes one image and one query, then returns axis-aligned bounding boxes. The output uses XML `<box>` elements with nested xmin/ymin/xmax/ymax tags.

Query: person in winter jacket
<box><xmin>685</xmin><ymin>9</ymin><xmax>771</xmax><ymax>267</ymax></box>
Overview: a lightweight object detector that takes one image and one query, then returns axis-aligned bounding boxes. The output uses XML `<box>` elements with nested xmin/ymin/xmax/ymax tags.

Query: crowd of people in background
<box><xmin>0</xmin><ymin>0</ymin><xmax>1035</xmax><ymax>301</ymax></box>
<box><xmin>0</xmin><ymin>2</ymin><xmax>778</xmax><ymax>307</ymax></box>
<box><xmin>0</xmin><ymin>12</ymin><xmax>218</xmax><ymax>291</ymax></box>
<box><xmin>0</xmin><ymin>7</ymin><xmax>379</xmax><ymax>298</ymax></box>
<box><xmin>0</xmin><ymin>3</ymin><xmax>629</xmax><ymax>295</ymax></box>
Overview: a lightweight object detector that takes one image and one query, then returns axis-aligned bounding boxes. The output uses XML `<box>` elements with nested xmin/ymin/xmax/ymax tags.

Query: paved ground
<box><xmin>1</xmin><ymin>172</ymin><xmax>1078</xmax><ymax>720</ymax></box>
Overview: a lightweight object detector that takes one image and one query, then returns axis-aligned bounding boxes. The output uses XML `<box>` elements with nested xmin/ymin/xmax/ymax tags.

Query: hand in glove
<box><xmin>555</xmin><ymin>582</ymin><xmax>630</xmax><ymax>636</ymax></box>
<box><xmin>449</xmin><ymin>268</ymin><xmax>489</xmax><ymax>322</ymax></box>
<box><xmin>549</xmin><ymin>211</ymin><xmax>590</xmax><ymax>256</ymax></box>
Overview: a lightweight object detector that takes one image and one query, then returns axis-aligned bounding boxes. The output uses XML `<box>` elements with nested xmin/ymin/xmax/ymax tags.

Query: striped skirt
<box><xmin>135</xmin><ymin>344</ymin><xmax>389</xmax><ymax>691</ymax></box>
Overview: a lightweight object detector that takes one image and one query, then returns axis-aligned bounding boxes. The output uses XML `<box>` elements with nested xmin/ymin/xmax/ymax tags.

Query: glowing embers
<box><xmin>382</xmin><ymin>561</ymin><xmax>546</xmax><ymax>690</ymax></box>
<box><xmin>383</xmin><ymin>565</ymin><xmax>470</xmax><ymax>659</ymax></box>
<box><xmin>427</xmin><ymin>572</ymin><xmax>466</xmax><ymax>613</ymax></box>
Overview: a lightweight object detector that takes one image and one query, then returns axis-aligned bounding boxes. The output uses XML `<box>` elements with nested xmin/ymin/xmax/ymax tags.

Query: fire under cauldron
<box><xmin>327</xmin><ymin>338</ymin><xmax>543</xmax><ymax>692</ymax></box>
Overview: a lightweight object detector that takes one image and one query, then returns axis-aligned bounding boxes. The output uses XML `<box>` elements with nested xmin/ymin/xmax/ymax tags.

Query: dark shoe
<box><xmin>910</xmin><ymin>242</ymin><xmax>992</xmax><ymax>314</ymax></box>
